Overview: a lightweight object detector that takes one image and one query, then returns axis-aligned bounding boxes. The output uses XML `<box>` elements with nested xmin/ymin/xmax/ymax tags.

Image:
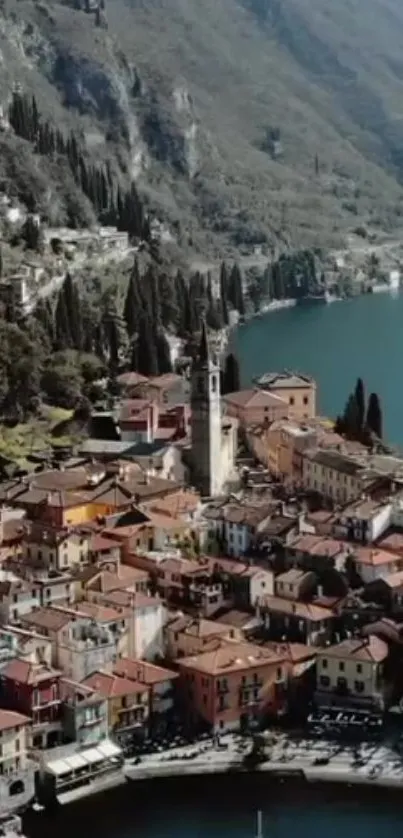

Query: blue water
<box><xmin>234</xmin><ymin>291</ymin><xmax>403</xmax><ymax>445</ymax></box>
<box><xmin>24</xmin><ymin>775</ymin><xmax>403</xmax><ymax>837</ymax></box>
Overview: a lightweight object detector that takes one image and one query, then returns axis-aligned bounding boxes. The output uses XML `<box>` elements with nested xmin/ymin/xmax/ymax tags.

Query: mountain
<box><xmin>1</xmin><ymin>0</ymin><xmax>403</xmax><ymax>253</ymax></box>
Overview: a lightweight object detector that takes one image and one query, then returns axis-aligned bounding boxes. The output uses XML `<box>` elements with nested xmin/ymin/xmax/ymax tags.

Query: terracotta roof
<box><xmin>167</xmin><ymin>615</ymin><xmax>231</xmax><ymax>639</ymax></box>
<box><xmin>259</xmin><ymin>595</ymin><xmax>333</xmax><ymax>621</ymax></box>
<box><xmin>380</xmin><ymin>571</ymin><xmax>403</xmax><ymax>589</ymax></box>
<box><xmin>99</xmin><ymin>590</ymin><xmax>161</xmax><ymax>610</ymax></box>
<box><xmin>82</xmin><ymin>670</ymin><xmax>147</xmax><ymax>698</ymax></box>
<box><xmin>290</xmin><ymin>534</ymin><xmax>348</xmax><ymax>557</ymax></box>
<box><xmin>178</xmin><ymin>641</ymin><xmax>284</xmax><ymax>676</ymax></box>
<box><xmin>113</xmin><ymin>657</ymin><xmax>178</xmax><ymax>685</ymax></box>
<box><xmin>378</xmin><ymin>532</ymin><xmax>403</xmax><ymax>552</ymax></box>
<box><xmin>0</xmin><ymin>710</ymin><xmax>31</xmax><ymax>731</ymax></box>
<box><xmin>20</xmin><ymin>607</ymin><xmax>72</xmax><ymax>632</ymax></box>
<box><xmin>263</xmin><ymin>642</ymin><xmax>317</xmax><ymax>663</ymax></box>
<box><xmin>77</xmin><ymin>602</ymin><xmax>126</xmax><ymax>622</ymax></box>
<box><xmin>214</xmin><ymin>610</ymin><xmax>259</xmax><ymax>629</ymax></box>
<box><xmin>319</xmin><ymin>635</ymin><xmax>388</xmax><ymax>663</ymax></box>
<box><xmin>354</xmin><ymin>547</ymin><xmax>397</xmax><ymax>566</ymax></box>
<box><xmin>3</xmin><ymin>659</ymin><xmax>61</xmax><ymax>684</ymax></box>
<box><xmin>144</xmin><ymin>490</ymin><xmax>200</xmax><ymax>518</ymax></box>
<box><xmin>276</xmin><ymin>569</ymin><xmax>312</xmax><ymax>585</ymax></box>
<box><xmin>89</xmin><ymin>534</ymin><xmax>123</xmax><ymax>553</ymax></box>
<box><xmin>223</xmin><ymin>389</ymin><xmax>288</xmax><ymax>409</ymax></box>
<box><xmin>117</xmin><ymin>372</ymin><xmax>149</xmax><ymax>387</ymax></box>
<box><xmin>84</xmin><ymin>566</ymin><xmax>149</xmax><ymax>594</ymax></box>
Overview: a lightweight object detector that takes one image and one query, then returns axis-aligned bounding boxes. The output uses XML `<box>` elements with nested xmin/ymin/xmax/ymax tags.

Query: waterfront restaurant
<box><xmin>37</xmin><ymin>738</ymin><xmax>123</xmax><ymax>806</ymax></box>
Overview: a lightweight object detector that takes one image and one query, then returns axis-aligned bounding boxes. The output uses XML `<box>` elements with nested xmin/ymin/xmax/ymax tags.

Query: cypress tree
<box><xmin>63</xmin><ymin>273</ymin><xmax>82</xmax><ymax>351</ymax></box>
<box><xmin>123</xmin><ymin>267</ymin><xmax>138</xmax><ymax>338</ymax></box>
<box><xmin>342</xmin><ymin>393</ymin><xmax>360</xmax><ymax>439</ymax></box>
<box><xmin>220</xmin><ymin>262</ymin><xmax>229</xmax><ymax>325</ymax></box>
<box><xmin>54</xmin><ymin>290</ymin><xmax>71</xmax><ymax>350</ymax></box>
<box><xmin>354</xmin><ymin>377</ymin><xmax>365</xmax><ymax>432</ymax></box>
<box><xmin>228</xmin><ymin>264</ymin><xmax>245</xmax><ymax>315</ymax></box>
<box><xmin>223</xmin><ymin>353</ymin><xmax>241</xmax><ymax>394</ymax></box>
<box><xmin>366</xmin><ymin>393</ymin><xmax>383</xmax><ymax>438</ymax></box>
<box><xmin>137</xmin><ymin>316</ymin><xmax>158</xmax><ymax>377</ymax></box>
<box><xmin>156</xmin><ymin>330</ymin><xmax>172</xmax><ymax>374</ymax></box>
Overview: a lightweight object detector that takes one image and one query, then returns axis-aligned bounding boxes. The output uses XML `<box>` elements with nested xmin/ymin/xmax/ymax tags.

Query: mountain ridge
<box><xmin>1</xmin><ymin>0</ymin><xmax>403</xmax><ymax>254</ymax></box>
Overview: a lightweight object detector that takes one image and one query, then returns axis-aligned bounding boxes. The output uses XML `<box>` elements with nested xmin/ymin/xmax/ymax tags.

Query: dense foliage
<box><xmin>335</xmin><ymin>377</ymin><xmax>384</xmax><ymax>442</ymax></box>
<box><xmin>0</xmin><ymin>256</ymin><xmax>245</xmax><ymax>417</ymax></box>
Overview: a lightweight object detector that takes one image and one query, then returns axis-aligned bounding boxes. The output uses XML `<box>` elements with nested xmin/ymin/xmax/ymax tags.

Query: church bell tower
<box><xmin>190</xmin><ymin>321</ymin><xmax>222</xmax><ymax>497</ymax></box>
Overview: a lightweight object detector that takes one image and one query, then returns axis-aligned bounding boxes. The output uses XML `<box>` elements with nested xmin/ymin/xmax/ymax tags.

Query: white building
<box><xmin>132</xmin><ymin>594</ymin><xmax>166</xmax><ymax>660</ymax></box>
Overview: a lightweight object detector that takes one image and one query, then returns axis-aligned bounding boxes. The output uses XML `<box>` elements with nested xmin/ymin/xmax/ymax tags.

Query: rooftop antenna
<box><xmin>256</xmin><ymin>811</ymin><xmax>263</xmax><ymax>838</ymax></box>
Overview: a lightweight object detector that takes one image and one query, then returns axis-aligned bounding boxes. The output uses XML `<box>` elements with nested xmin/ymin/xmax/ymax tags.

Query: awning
<box><xmin>46</xmin><ymin>758</ymin><xmax>72</xmax><ymax>777</ymax></box>
<box><xmin>64</xmin><ymin>753</ymin><xmax>88</xmax><ymax>771</ymax></box>
<box><xmin>83</xmin><ymin>748</ymin><xmax>104</xmax><ymax>765</ymax></box>
<box><xmin>96</xmin><ymin>740</ymin><xmax>122</xmax><ymax>759</ymax></box>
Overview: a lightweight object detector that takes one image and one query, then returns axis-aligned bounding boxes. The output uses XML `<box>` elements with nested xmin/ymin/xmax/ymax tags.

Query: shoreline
<box><xmin>29</xmin><ymin>734</ymin><xmax>403</xmax><ymax>813</ymax></box>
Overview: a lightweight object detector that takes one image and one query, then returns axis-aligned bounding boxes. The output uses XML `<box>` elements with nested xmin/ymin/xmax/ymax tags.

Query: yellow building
<box><xmin>302</xmin><ymin>449</ymin><xmax>373</xmax><ymax>503</ymax></box>
<box><xmin>0</xmin><ymin>710</ymin><xmax>31</xmax><ymax>773</ymax></box>
<box><xmin>315</xmin><ymin>636</ymin><xmax>388</xmax><ymax>710</ymax></box>
<box><xmin>81</xmin><ymin>671</ymin><xmax>149</xmax><ymax>743</ymax></box>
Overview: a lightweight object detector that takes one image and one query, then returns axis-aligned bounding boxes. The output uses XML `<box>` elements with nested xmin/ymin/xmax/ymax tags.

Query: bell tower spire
<box><xmin>190</xmin><ymin>321</ymin><xmax>222</xmax><ymax>497</ymax></box>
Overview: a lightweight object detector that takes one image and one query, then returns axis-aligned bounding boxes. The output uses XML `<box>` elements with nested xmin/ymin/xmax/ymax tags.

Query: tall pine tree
<box><xmin>366</xmin><ymin>392</ymin><xmax>383</xmax><ymax>438</ymax></box>
<box><xmin>354</xmin><ymin>377</ymin><xmax>365</xmax><ymax>433</ymax></box>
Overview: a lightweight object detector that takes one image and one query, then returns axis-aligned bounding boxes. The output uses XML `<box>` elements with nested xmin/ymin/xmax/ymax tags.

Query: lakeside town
<box><xmin>2</xmin><ymin>322</ymin><xmax>403</xmax><ymax>817</ymax></box>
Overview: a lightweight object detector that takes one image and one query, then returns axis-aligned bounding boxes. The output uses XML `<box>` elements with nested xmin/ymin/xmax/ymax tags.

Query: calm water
<box><xmin>23</xmin><ymin>776</ymin><xmax>403</xmax><ymax>838</ymax></box>
<box><xmin>234</xmin><ymin>290</ymin><xmax>403</xmax><ymax>444</ymax></box>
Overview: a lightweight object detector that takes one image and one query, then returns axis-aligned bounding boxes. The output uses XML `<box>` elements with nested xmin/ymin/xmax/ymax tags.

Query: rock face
<box><xmin>1</xmin><ymin>0</ymin><xmax>403</xmax><ymax>251</ymax></box>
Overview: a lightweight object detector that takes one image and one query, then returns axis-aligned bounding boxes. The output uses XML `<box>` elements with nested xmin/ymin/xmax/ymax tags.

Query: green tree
<box><xmin>156</xmin><ymin>330</ymin><xmax>172</xmax><ymax>374</ymax></box>
<box><xmin>137</xmin><ymin>316</ymin><xmax>158</xmax><ymax>376</ymax></box>
<box><xmin>354</xmin><ymin>377</ymin><xmax>365</xmax><ymax>432</ymax></box>
<box><xmin>219</xmin><ymin>262</ymin><xmax>229</xmax><ymax>325</ymax></box>
<box><xmin>366</xmin><ymin>392</ymin><xmax>383</xmax><ymax>438</ymax></box>
<box><xmin>342</xmin><ymin>393</ymin><xmax>361</xmax><ymax>439</ymax></box>
<box><xmin>222</xmin><ymin>353</ymin><xmax>240</xmax><ymax>394</ymax></box>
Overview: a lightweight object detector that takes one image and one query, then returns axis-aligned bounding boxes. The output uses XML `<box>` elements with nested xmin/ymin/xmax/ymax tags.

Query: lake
<box><xmin>235</xmin><ymin>290</ymin><xmax>403</xmax><ymax>445</ymax></box>
<box><xmin>23</xmin><ymin>775</ymin><xmax>403</xmax><ymax>838</ymax></box>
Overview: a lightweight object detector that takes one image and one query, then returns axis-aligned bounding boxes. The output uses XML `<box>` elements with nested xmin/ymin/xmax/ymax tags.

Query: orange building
<box><xmin>177</xmin><ymin>641</ymin><xmax>286</xmax><ymax>733</ymax></box>
<box><xmin>254</xmin><ymin>372</ymin><xmax>316</xmax><ymax>421</ymax></box>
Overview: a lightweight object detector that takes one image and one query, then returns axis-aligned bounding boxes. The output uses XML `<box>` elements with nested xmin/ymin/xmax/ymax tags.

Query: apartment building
<box><xmin>315</xmin><ymin>636</ymin><xmax>389</xmax><ymax>711</ymax></box>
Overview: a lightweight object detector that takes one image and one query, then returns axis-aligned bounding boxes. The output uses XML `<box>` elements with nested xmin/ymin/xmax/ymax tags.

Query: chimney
<box><xmin>317</xmin><ymin>584</ymin><xmax>324</xmax><ymax>599</ymax></box>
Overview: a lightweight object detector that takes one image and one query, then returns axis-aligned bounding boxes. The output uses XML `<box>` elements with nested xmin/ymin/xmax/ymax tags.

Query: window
<box><xmin>15</xmin><ymin>739</ymin><xmax>19</xmax><ymax>752</ymax></box>
<box><xmin>356</xmin><ymin>663</ymin><xmax>362</xmax><ymax>674</ymax></box>
<box><xmin>303</xmin><ymin>396</ymin><xmax>308</xmax><ymax>405</ymax></box>
<box><xmin>322</xmin><ymin>659</ymin><xmax>328</xmax><ymax>669</ymax></box>
<box><xmin>320</xmin><ymin>676</ymin><xmax>330</xmax><ymax>687</ymax></box>
<box><xmin>211</xmin><ymin>375</ymin><xmax>217</xmax><ymax>393</ymax></box>
<box><xmin>289</xmin><ymin>396</ymin><xmax>295</xmax><ymax>406</ymax></box>
<box><xmin>339</xmin><ymin>662</ymin><xmax>345</xmax><ymax>671</ymax></box>
<box><xmin>355</xmin><ymin>681</ymin><xmax>365</xmax><ymax>693</ymax></box>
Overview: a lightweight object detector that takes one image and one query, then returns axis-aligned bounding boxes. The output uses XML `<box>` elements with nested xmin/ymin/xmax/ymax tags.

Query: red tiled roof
<box><xmin>113</xmin><ymin>658</ymin><xmax>178</xmax><ymax>685</ymax></box>
<box><xmin>82</xmin><ymin>670</ymin><xmax>147</xmax><ymax>698</ymax></box>
<box><xmin>0</xmin><ymin>710</ymin><xmax>31</xmax><ymax>731</ymax></box>
<box><xmin>2</xmin><ymin>659</ymin><xmax>61</xmax><ymax>685</ymax></box>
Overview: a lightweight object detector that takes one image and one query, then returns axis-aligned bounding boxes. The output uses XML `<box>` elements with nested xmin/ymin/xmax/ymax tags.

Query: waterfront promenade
<box><xmin>124</xmin><ymin>732</ymin><xmax>403</xmax><ymax>790</ymax></box>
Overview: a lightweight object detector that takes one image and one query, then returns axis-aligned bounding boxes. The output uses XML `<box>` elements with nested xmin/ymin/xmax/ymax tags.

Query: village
<box><xmin>1</xmin><ymin>322</ymin><xmax>403</xmax><ymax>812</ymax></box>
